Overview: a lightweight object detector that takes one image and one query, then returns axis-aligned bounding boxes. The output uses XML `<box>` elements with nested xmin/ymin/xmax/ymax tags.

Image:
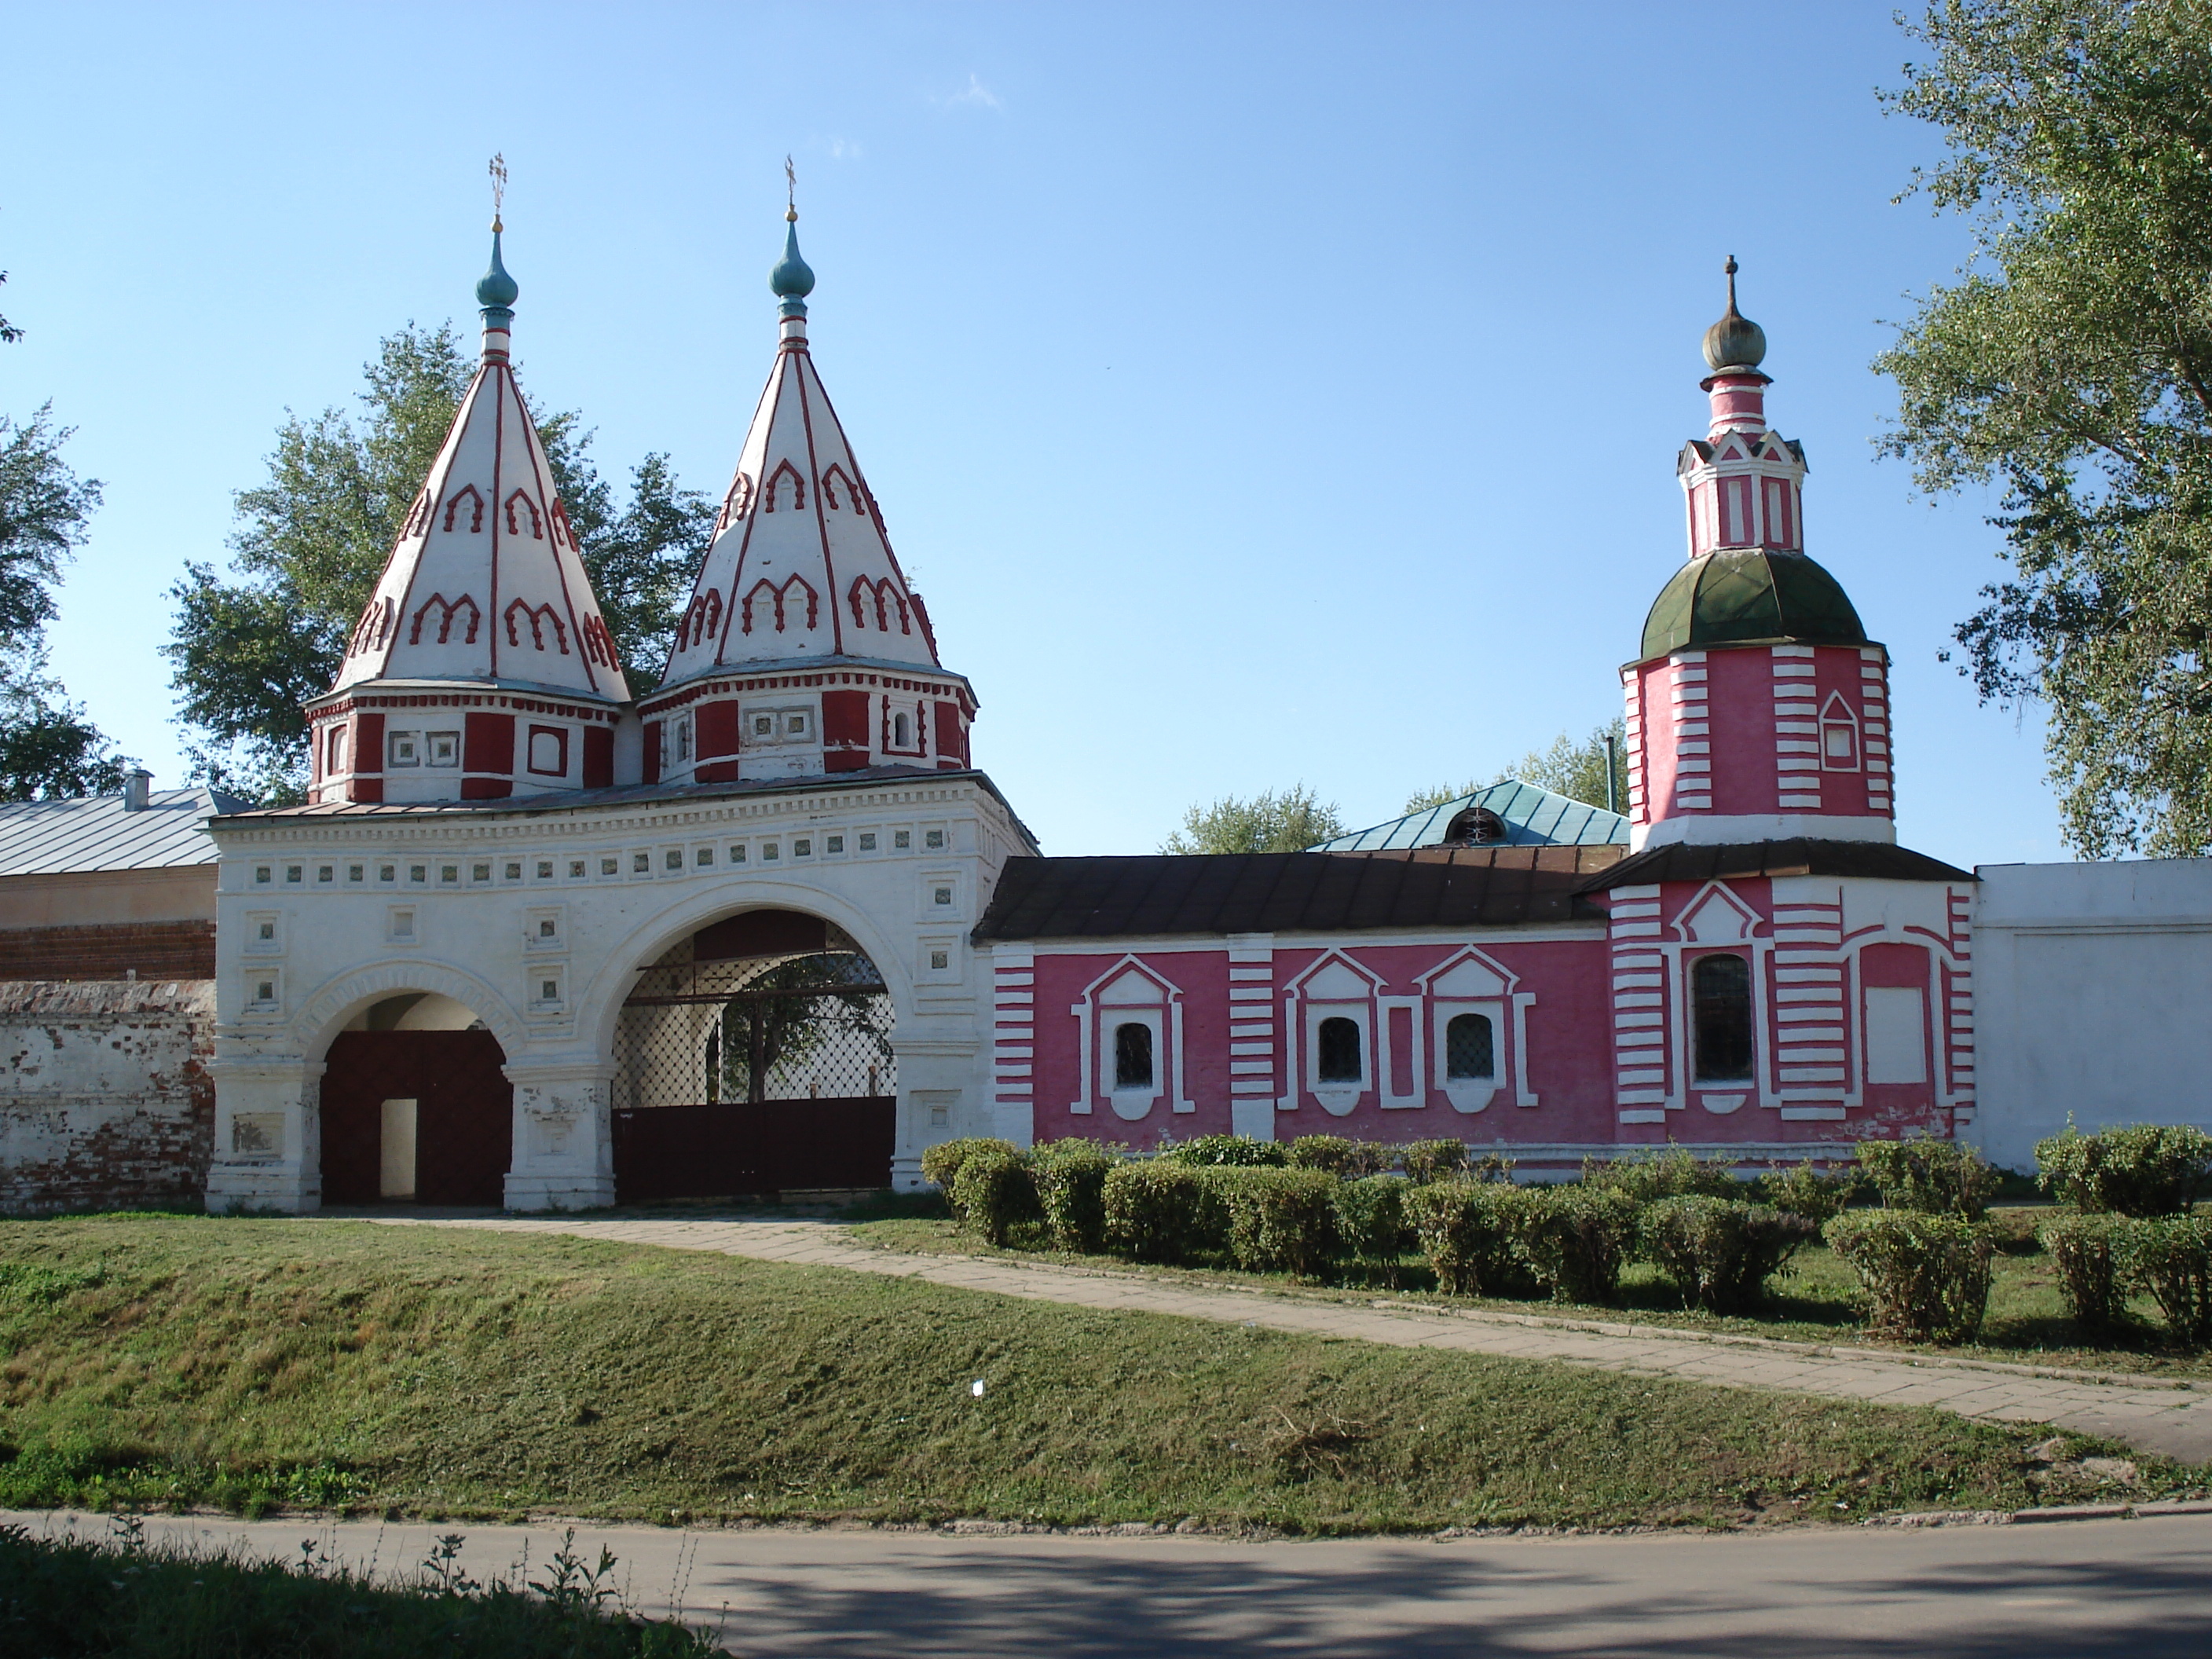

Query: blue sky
<box><xmin>2</xmin><ymin>3</ymin><xmax>2056</xmax><ymax>868</ymax></box>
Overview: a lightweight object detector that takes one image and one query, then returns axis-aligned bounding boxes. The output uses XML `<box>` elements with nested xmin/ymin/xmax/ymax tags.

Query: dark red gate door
<box><xmin>320</xmin><ymin>1030</ymin><xmax>512</xmax><ymax>1206</ymax></box>
<box><xmin>613</xmin><ymin>1096</ymin><xmax>895</xmax><ymax>1201</ymax></box>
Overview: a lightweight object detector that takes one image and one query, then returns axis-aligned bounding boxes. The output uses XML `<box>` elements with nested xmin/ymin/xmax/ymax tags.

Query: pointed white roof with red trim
<box><xmin>330</xmin><ymin>225</ymin><xmax>630</xmax><ymax>705</ymax></box>
<box><xmin>658</xmin><ymin>213</ymin><xmax>942</xmax><ymax>690</ymax></box>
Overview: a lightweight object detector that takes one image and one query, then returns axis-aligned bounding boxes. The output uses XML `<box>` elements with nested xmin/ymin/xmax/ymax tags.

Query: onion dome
<box><xmin>476</xmin><ymin>222</ymin><xmax>518</xmax><ymax>311</ymax></box>
<box><xmin>1640</xmin><ymin>548</ymin><xmax>1865</xmax><ymax>660</ymax></box>
<box><xmin>1701</xmin><ymin>255</ymin><xmax>1767</xmax><ymax>372</ymax></box>
<box><xmin>770</xmin><ymin>214</ymin><xmax>815</xmax><ymax>315</ymax></box>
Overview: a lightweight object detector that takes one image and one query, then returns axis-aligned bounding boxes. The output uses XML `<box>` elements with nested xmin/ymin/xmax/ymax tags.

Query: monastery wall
<box><xmin>1971</xmin><ymin>859</ymin><xmax>2212</xmax><ymax>1171</ymax></box>
<box><xmin>0</xmin><ymin>979</ymin><xmax>215</xmax><ymax>1215</ymax></box>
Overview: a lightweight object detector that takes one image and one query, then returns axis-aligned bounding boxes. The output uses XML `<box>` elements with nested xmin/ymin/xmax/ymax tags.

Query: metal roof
<box><xmin>972</xmin><ymin>846</ymin><xmax>1626</xmax><ymax>941</ymax></box>
<box><xmin>1313</xmin><ymin>780</ymin><xmax>1628</xmax><ymax>853</ymax></box>
<box><xmin>0</xmin><ymin>787</ymin><xmax>247</xmax><ymax>878</ymax></box>
<box><xmin>1579</xmin><ymin>838</ymin><xmax>1973</xmax><ymax>889</ymax></box>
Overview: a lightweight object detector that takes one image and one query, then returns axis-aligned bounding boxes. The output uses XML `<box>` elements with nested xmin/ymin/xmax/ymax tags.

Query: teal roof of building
<box><xmin>1313</xmin><ymin>779</ymin><xmax>1628</xmax><ymax>852</ymax></box>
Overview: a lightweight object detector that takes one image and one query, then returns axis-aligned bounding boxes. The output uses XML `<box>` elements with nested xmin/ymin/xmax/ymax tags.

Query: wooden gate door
<box><xmin>320</xmin><ymin>1030</ymin><xmax>512</xmax><ymax>1206</ymax></box>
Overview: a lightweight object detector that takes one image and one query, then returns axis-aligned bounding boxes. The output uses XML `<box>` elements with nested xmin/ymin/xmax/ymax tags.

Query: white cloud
<box><xmin>942</xmin><ymin>72</ymin><xmax>1002</xmax><ymax>112</ymax></box>
<box><xmin>827</xmin><ymin>137</ymin><xmax>863</xmax><ymax>160</ymax></box>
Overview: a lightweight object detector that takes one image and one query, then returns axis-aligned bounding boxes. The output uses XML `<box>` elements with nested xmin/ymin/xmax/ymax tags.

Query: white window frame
<box><xmin>387</xmin><ymin>730</ymin><xmax>422</xmax><ymax>767</ymax></box>
<box><xmin>426</xmin><ymin>730</ymin><xmax>460</xmax><ymax>768</ymax></box>
<box><xmin>1068</xmin><ymin>956</ymin><xmax>1192</xmax><ymax>1119</ymax></box>
<box><xmin>1431</xmin><ymin>1000</ymin><xmax>1506</xmax><ymax>1114</ymax></box>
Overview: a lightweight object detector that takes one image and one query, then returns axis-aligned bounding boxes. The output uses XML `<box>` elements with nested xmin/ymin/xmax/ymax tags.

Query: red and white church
<box><xmin>198</xmin><ymin>219</ymin><xmax>1973</xmax><ymax>1212</ymax></box>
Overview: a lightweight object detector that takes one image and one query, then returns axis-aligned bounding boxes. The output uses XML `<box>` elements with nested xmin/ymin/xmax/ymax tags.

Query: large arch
<box><xmin>584</xmin><ymin>880</ymin><xmax>912</xmax><ymax>1199</ymax></box>
<box><xmin>286</xmin><ymin>960</ymin><xmax>524</xmax><ymax>1210</ymax></box>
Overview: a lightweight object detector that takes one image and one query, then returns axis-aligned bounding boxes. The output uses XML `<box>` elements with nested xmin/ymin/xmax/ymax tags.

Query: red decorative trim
<box><xmin>461</xmin><ymin>776</ymin><xmax>513</xmax><ymax>799</ymax></box>
<box><xmin>348</xmin><ymin>597</ymin><xmax>394</xmax><ymax>657</ymax></box>
<box><xmin>407</xmin><ymin>592</ymin><xmax>482</xmax><ymax>646</ymax></box>
<box><xmin>741</xmin><ymin>574</ymin><xmax>819</xmax><ymax>635</ymax></box>
<box><xmin>681</xmin><ymin>589</ymin><xmax>724</xmax><ymax>650</ymax></box>
<box><xmin>524</xmin><ymin>723</ymin><xmax>569</xmax><ymax>777</ymax></box>
<box><xmin>909</xmin><ymin>591</ymin><xmax>939</xmax><ymax>655</ymax></box>
<box><xmin>404</xmin><ymin>491</ymin><xmax>433</xmax><ymax>537</ymax></box>
<box><xmin>765</xmin><ymin>459</ymin><xmax>806</xmax><ymax>513</ymax></box>
<box><xmin>716</xmin><ymin>471</ymin><xmax>753</xmax><ymax>533</ymax></box>
<box><xmin>441</xmin><ymin>484</ymin><xmax>486</xmax><ymax>533</ymax></box>
<box><xmin>821</xmin><ymin>463</ymin><xmax>865</xmax><ymax>517</ymax></box>
<box><xmin>504</xmin><ymin>599</ymin><xmax>572</xmax><ymax>655</ymax></box>
<box><xmin>504</xmin><ymin>489</ymin><xmax>544</xmax><ymax>539</ymax></box>
<box><xmin>583</xmin><ymin>724</ymin><xmax>614</xmax><ymax>788</ymax></box>
<box><xmin>580</xmin><ymin>613</ymin><xmax>620</xmax><ymax>668</ymax></box>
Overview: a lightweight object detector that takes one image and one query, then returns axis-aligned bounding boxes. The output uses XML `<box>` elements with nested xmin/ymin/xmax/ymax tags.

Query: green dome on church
<box><xmin>1639</xmin><ymin>548</ymin><xmax>1867</xmax><ymax>661</ymax></box>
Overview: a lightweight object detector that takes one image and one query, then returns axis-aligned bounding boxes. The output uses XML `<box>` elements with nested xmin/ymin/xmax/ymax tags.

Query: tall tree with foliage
<box><xmin>1404</xmin><ymin>718</ymin><xmax>1627</xmax><ymax>815</ymax></box>
<box><xmin>1877</xmin><ymin>0</ymin><xmax>2212</xmax><ymax>855</ymax></box>
<box><xmin>167</xmin><ymin>323</ymin><xmax>716</xmax><ymax>803</ymax></box>
<box><xmin>1161</xmin><ymin>785</ymin><xmax>1348</xmax><ymax>853</ymax></box>
<box><xmin>0</xmin><ymin>401</ymin><xmax>130</xmax><ymax>800</ymax></box>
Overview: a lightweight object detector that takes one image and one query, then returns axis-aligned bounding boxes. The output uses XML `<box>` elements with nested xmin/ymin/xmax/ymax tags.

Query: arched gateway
<box><xmin>202</xmin><ymin>211</ymin><xmax>1034</xmax><ymax>1214</ymax></box>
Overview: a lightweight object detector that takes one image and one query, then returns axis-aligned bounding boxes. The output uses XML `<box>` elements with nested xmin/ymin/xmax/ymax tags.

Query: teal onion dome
<box><xmin>771</xmin><ymin>218</ymin><xmax>815</xmax><ymax>307</ymax></box>
<box><xmin>1640</xmin><ymin>548</ymin><xmax>1867</xmax><ymax>661</ymax></box>
<box><xmin>476</xmin><ymin>226</ymin><xmax>519</xmax><ymax>310</ymax></box>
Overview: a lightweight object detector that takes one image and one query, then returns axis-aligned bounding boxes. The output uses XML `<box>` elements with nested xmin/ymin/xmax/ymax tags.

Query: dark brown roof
<box><xmin>1579</xmin><ymin>838</ymin><xmax>1974</xmax><ymax>890</ymax></box>
<box><xmin>972</xmin><ymin>846</ymin><xmax>1625</xmax><ymax>941</ymax></box>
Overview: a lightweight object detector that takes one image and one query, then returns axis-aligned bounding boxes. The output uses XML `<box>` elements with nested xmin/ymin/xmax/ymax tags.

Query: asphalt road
<box><xmin>13</xmin><ymin>1509</ymin><xmax>2212</xmax><ymax>1657</ymax></box>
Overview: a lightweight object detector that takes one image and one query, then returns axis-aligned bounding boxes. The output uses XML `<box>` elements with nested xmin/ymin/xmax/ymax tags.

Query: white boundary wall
<box><xmin>1972</xmin><ymin>858</ymin><xmax>2212</xmax><ymax>1172</ymax></box>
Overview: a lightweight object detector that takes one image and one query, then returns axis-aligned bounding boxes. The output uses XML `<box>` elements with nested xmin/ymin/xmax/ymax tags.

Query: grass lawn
<box><xmin>844</xmin><ymin>1202</ymin><xmax>2212</xmax><ymax>1381</ymax></box>
<box><xmin>0</xmin><ymin>1218</ymin><xmax>2196</xmax><ymax>1534</ymax></box>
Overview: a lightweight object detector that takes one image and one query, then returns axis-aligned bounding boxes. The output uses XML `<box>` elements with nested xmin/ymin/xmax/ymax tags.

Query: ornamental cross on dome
<box><xmin>489</xmin><ymin>152</ymin><xmax>508</xmax><ymax>229</ymax></box>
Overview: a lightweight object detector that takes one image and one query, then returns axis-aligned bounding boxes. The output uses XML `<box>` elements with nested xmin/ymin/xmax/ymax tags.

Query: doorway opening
<box><xmin>320</xmin><ymin>994</ymin><xmax>511</xmax><ymax>1207</ymax></box>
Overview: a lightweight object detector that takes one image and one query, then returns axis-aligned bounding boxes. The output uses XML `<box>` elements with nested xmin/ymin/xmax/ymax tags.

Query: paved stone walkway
<box><xmin>368</xmin><ymin>1216</ymin><xmax>2212</xmax><ymax>1463</ymax></box>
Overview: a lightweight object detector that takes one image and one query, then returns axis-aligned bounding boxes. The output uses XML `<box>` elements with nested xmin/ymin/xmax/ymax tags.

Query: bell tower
<box><xmin>1621</xmin><ymin>262</ymin><xmax>1895</xmax><ymax>851</ymax></box>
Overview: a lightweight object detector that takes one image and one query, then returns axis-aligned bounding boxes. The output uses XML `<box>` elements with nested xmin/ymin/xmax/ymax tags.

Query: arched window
<box><xmin>893</xmin><ymin>712</ymin><xmax>911</xmax><ymax>748</ymax></box>
<box><xmin>1445</xmin><ymin>1012</ymin><xmax>1494</xmax><ymax>1079</ymax></box>
<box><xmin>1443</xmin><ymin>805</ymin><xmax>1507</xmax><ymax>845</ymax></box>
<box><xmin>1692</xmin><ymin>954</ymin><xmax>1754</xmax><ymax>1082</ymax></box>
<box><xmin>1317</xmin><ymin>1016</ymin><xmax>1363</xmax><ymax>1082</ymax></box>
<box><xmin>1114</xmin><ymin>1022</ymin><xmax>1154</xmax><ymax>1090</ymax></box>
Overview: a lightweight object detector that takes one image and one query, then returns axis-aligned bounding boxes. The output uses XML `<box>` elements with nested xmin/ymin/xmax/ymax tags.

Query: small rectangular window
<box><xmin>925</xmin><ymin>829</ymin><xmax>945</xmax><ymax>849</ymax></box>
<box><xmin>793</xmin><ymin>838</ymin><xmax>812</xmax><ymax>857</ymax></box>
<box><xmin>826</xmin><ymin>835</ymin><xmax>844</xmax><ymax>854</ymax></box>
<box><xmin>505</xmin><ymin>861</ymin><xmax>524</xmax><ymax>881</ymax></box>
<box><xmin>569</xmin><ymin>859</ymin><xmax>587</xmax><ymax>878</ymax></box>
<box><xmin>537</xmin><ymin>860</ymin><xmax>555</xmax><ymax>880</ymax></box>
<box><xmin>859</xmin><ymin>833</ymin><xmax>877</xmax><ymax>851</ymax></box>
<box><xmin>1114</xmin><ymin>1022</ymin><xmax>1155</xmax><ymax>1090</ymax></box>
<box><xmin>255</xmin><ymin>866</ymin><xmax>272</xmax><ymax>884</ymax></box>
<box><xmin>1317</xmin><ymin>1016</ymin><xmax>1363</xmax><ymax>1083</ymax></box>
<box><xmin>1692</xmin><ymin>954</ymin><xmax>1755</xmax><ymax>1082</ymax></box>
<box><xmin>729</xmin><ymin>845</ymin><xmax>747</xmax><ymax>864</ymax></box>
<box><xmin>538</xmin><ymin>918</ymin><xmax>558</xmax><ymax>939</ymax></box>
<box><xmin>473</xmin><ymin>862</ymin><xmax>492</xmax><ymax>882</ymax></box>
<box><xmin>256</xmin><ymin>921</ymin><xmax>274</xmax><ymax>941</ymax></box>
<box><xmin>665</xmin><ymin>848</ymin><xmax>683</xmax><ymax>870</ymax></box>
<box><xmin>894</xmin><ymin>830</ymin><xmax>911</xmax><ymax>850</ymax></box>
<box><xmin>255</xmin><ymin>980</ymin><xmax>276</xmax><ymax>1003</ymax></box>
<box><xmin>439</xmin><ymin>865</ymin><xmax>459</xmax><ymax>884</ymax></box>
<box><xmin>408</xmin><ymin>864</ymin><xmax>427</xmax><ymax>884</ymax></box>
<box><xmin>379</xmin><ymin>865</ymin><xmax>397</xmax><ymax>884</ymax></box>
<box><xmin>601</xmin><ymin>857</ymin><xmax>618</xmax><ymax>876</ymax></box>
<box><xmin>540</xmin><ymin>979</ymin><xmax>560</xmax><ymax>1002</ymax></box>
<box><xmin>317</xmin><ymin>865</ymin><xmax>335</xmax><ymax>884</ymax></box>
<box><xmin>633</xmin><ymin>851</ymin><xmax>650</xmax><ymax>873</ymax></box>
<box><xmin>933</xmin><ymin>885</ymin><xmax>953</xmax><ymax>906</ymax></box>
<box><xmin>762</xmin><ymin>843</ymin><xmax>780</xmax><ymax>861</ymax></box>
<box><xmin>696</xmin><ymin>847</ymin><xmax>713</xmax><ymax>866</ymax></box>
<box><xmin>388</xmin><ymin>731</ymin><xmax>421</xmax><ymax>767</ymax></box>
<box><xmin>930</xmin><ymin>950</ymin><xmax>950</xmax><ymax>970</ymax></box>
<box><xmin>427</xmin><ymin>731</ymin><xmax>460</xmax><ymax>767</ymax></box>
<box><xmin>285</xmin><ymin>865</ymin><xmax>302</xmax><ymax>884</ymax></box>
<box><xmin>347</xmin><ymin>864</ymin><xmax>364</xmax><ymax>883</ymax></box>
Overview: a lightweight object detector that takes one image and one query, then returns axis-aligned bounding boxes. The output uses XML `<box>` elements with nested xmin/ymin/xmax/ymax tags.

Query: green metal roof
<box><xmin>1313</xmin><ymin>779</ymin><xmax>1628</xmax><ymax>852</ymax></box>
<box><xmin>1639</xmin><ymin>548</ymin><xmax>1868</xmax><ymax>661</ymax></box>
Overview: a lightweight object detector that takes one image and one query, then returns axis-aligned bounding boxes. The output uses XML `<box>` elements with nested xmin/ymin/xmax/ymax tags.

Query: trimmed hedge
<box><xmin>950</xmin><ymin>1142</ymin><xmax>1039</xmax><ymax>1246</ymax></box>
<box><xmin>1584</xmin><ymin>1148</ymin><xmax>1741</xmax><ymax>1203</ymax></box>
<box><xmin>2037</xmin><ymin>1213</ymin><xmax>2137</xmax><ymax>1333</ymax></box>
<box><xmin>2126</xmin><ymin>1215</ymin><xmax>2212</xmax><ymax>1345</ymax></box>
<box><xmin>1400</xmin><ymin>1140</ymin><xmax>1470</xmax><ymax>1185</ymax></box>
<box><xmin>1157</xmin><ymin>1134</ymin><xmax>1286</xmax><ymax>1168</ymax></box>
<box><xmin>1031</xmin><ymin>1138</ymin><xmax>1117</xmax><ymax>1254</ymax></box>
<box><xmin>2035</xmin><ymin>1123</ymin><xmax>2212</xmax><ymax>1218</ymax></box>
<box><xmin>1333</xmin><ymin>1174</ymin><xmax>1410</xmax><ymax>1284</ymax></box>
<box><xmin>1513</xmin><ymin>1185</ymin><xmax>1639</xmax><ymax>1306</ymax></box>
<box><xmin>1757</xmin><ymin>1160</ymin><xmax>1862</xmax><ymax>1226</ymax></box>
<box><xmin>1402</xmin><ymin>1180</ymin><xmax>1525</xmax><ymax>1296</ymax></box>
<box><xmin>1208</xmin><ymin>1166</ymin><xmax>1342</xmax><ymax>1280</ymax></box>
<box><xmin>1640</xmin><ymin>1196</ymin><xmax>1815</xmax><ymax>1313</ymax></box>
<box><xmin>1284</xmin><ymin>1136</ymin><xmax>1390</xmax><ymax>1177</ymax></box>
<box><xmin>920</xmin><ymin>1137</ymin><xmax>1020</xmax><ymax>1220</ymax></box>
<box><xmin>1855</xmin><ymin>1137</ymin><xmax>1997</xmax><ymax>1221</ymax></box>
<box><xmin>1825</xmin><ymin>1211</ymin><xmax>1994</xmax><ymax>1342</ymax></box>
<box><xmin>1104</xmin><ymin>1161</ymin><xmax>1224</xmax><ymax>1262</ymax></box>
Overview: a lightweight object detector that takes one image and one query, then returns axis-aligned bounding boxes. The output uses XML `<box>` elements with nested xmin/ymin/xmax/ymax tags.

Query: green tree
<box><xmin>1404</xmin><ymin>718</ymin><xmax>1627</xmax><ymax>814</ymax></box>
<box><xmin>1161</xmin><ymin>784</ymin><xmax>1348</xmax><ymax>853</ymax></box>
<box><xmin>167</xmin><ymin>323</ymin><xmax>715</xmax><ymax>803</ymax></box>
<box><xmin>1877</xmin><ymin>0</ymin><xmax>2212</xmax><ymax>855</ymax></box>
<box><xmin>0</xmin><ymin>404</ymin><xmax>129</xmax><ymax>799</ymax></box>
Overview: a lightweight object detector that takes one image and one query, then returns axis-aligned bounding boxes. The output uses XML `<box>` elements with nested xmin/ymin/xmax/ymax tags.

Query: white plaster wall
<box><xmin>207</xmin><ymin>775</ymin><xmax>1031</xmax><ymax>1211</ymax></box>
<box><xmin>1972</xmin><ymin>859</ymin><xmax>2212</xmax><ymax>1171</ymax></box>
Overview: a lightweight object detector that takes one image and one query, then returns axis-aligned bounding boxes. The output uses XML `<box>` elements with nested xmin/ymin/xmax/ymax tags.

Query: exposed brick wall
<box><xmin>0</xmin><ymin>921</ymin><xmax>217</xmax><ymax>982</ymax></box>
<box><xmin>0</xmin><ymin>979</ymin><xmax>215</xmax><ymax>1214</ymax></box>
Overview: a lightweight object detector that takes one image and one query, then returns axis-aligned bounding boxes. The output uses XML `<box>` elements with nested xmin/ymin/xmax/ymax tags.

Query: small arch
<box><xmin>504</xmin><ymin>489</ymin><xmax>544</xmax><ymax>539</ymax></box>
<box><xmin>408</xmin><ymin>592</ymin><xmax>481</xmax><ymax>646</ymax></box>
<box><xmin>719</xmin><ymin>472</ymin><xmax>754</xmax><ymax>531</ymax></box>
<box><xmin>764</xmin><ymin>460</ymin><xmax>806</xmax><ymax>513</ymax></box>
<box><xmin>1317</xmin><ymin>1016</ymin><xmax>1363</xmax><ymax>1083</ymax></box>
<box><xmin>1443</xmin><ymin>805</ymin><xmax>1507</xmax><ymax>845</ymax></box>
<box><xmin>821</xmin><ymin>463</ymin><xmax>861</xmax><ymax>513</ymax></box>
<box><xmin>441</xmin><ymin>484</ymin><xmax>485</xmax><ymax>533</ymax></box>
<box><xmin>504</xmin><ymin>599</ymin><xmax>572</xmax><ymax>654</ymax></box>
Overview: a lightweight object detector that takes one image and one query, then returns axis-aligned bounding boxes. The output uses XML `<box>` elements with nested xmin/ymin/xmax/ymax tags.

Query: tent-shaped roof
<box><xmin>1313</xmin><ymin>779</ymin><xmax>1628</xmax><ymax>853</ymax></box>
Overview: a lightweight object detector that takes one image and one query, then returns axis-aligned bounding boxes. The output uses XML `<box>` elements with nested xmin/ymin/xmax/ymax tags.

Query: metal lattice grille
<box><xmin>615</xmin><ymin>947</ymin><xmax>895</xmax><ymax>1109</ymax></box>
